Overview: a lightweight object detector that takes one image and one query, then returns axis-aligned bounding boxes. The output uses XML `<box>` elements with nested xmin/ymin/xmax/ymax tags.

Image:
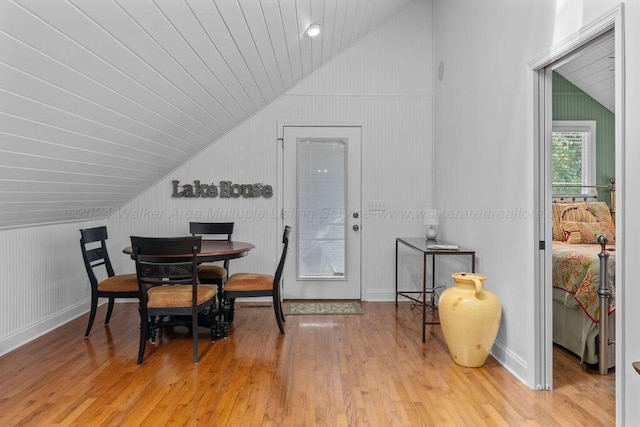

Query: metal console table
<box><xmin>395</xmin><ymin>237</ymin><xmax>476</xmax><ymax>342</ymax></box>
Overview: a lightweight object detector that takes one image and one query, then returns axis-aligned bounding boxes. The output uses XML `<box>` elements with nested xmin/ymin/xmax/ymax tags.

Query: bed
<box><xmin>551</xmin><ymin>194</ymin><xmax>616</xmax><ymax>370</ymax></box>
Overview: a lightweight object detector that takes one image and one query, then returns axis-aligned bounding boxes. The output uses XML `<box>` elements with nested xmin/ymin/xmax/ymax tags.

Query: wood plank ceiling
<box><xmin>555</xmin><ymin>31</ymin><xmax>615</xmax><ymax>112</ymax></box>
<box><xmin>0</xmin><ymin>0</ymin><xmax>414</xmax><ymax>229</ymax></box>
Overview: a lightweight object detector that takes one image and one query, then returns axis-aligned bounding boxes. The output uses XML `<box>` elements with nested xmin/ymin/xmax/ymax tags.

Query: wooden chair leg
<box><xmin>273</xmin><ymin>295</ymin><xmax>285</xmax><ymax>335</ymax></box>
<box><xmin>192</xmin><ymin>312</ymin><xmax>199</xmax><ymax>364</ymax></box>
<box><xmin>137</xmin><ymin>316</ymin><xmax>148</xmax><ymax>365</ymax></box>
<box><xmin>104</xmin><ymin>298</ymin><xmax>115</xmax><ymax>325</ymax></box>
<box><xmin>149</xmin><ymin>316</ymin><xmax>157</xmax><ymax>343</ymax></box>
<box><xmin>216</xmin><ymin>281</ymin><xmax>224</xmax><ymax>313</ymax></box>
<box><xmin>221</xmin><ymin>299</ymin><xmax>231</xmax><ymax>338</ymax></box>
<box><xmin>274</xmin><ymin>294</ymin><xmax>286</xmax><ymax>323</ymax></box>
<box><xmin>84</xmin><ymin>293</ymin><xmax>99</xmax><ymax>338</ymax></box>
<box><xmin>210</xmin><ymin>306</ymin><xmax>219</xmax><ymax>342</ymax></box>
<box><xmin>227</xmin><ymin>298</ymin><xmax>236</xmax><ymax>323</ymax></box>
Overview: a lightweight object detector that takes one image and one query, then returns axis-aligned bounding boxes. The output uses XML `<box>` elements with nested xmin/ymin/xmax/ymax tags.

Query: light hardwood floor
<box><xmin>0</xmin><ymin>302</ymin><xmax>614</xmax><ymax>426</ymax></box>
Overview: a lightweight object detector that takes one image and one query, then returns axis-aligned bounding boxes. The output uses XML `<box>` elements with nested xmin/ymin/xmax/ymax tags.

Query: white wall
<box><xmin>434</xmin><ymin>0</ymin><xmax>551</xmax><ymax>386</ymax></box>
<box><xmin>434</xmin><ymin>0</ymin><xmax>640</xmax><ymax>423</ymax></box>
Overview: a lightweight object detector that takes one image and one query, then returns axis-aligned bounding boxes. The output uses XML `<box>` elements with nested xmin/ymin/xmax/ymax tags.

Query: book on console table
<box><xmin>426</xmin><ymin>244</ymin><xmax>460</xmax><ymax>251</ymax></box>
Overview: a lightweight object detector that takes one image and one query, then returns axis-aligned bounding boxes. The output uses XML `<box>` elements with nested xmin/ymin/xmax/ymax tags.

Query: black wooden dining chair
<box><xmin>131</xmin><ymin>235</ymin><xmax>217</xmax><ymax>364</ymax></box>
<box><xmin>189</xmin><ymin>222</ymin><xmax>234</xmax><ymax>304</ymax></box>
<box><xmin>80</xmin><ymin>226</ymin><xmax>139</xmax><ymax>338</ymax></box>
<box><xmin>222</xmin><ymin>226</ymin><xmax>291</xmax><ymax>336</ymax></box>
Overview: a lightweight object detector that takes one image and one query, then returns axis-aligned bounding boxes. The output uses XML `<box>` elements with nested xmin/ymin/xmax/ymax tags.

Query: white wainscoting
<box><xmin>0</xmin><ymin>221</ymin><xmax>105</xmax><ymax>356</ymax></box>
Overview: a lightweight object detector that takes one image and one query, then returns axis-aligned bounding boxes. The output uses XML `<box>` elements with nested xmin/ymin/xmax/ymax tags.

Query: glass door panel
<box><xmin>297</xmin><ymin>139</ymin><xmax>346</xmax><ymax>279</ymax></box>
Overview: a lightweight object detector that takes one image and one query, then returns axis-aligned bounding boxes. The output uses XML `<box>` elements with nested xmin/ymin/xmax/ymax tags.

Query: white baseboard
<box><xmin>490</xmin><ymin>339</ymin><xmax>530</xmax><ymax>387</ymax></box>
<box><xmin>362</xmin><ymin>290</ymin><xmax>396</xmax><ymax>301</ymax></box>
<box><xmin>0</xmin><ymin>300</ymin><xmax>90</xmax><ymax>357</ymax></box>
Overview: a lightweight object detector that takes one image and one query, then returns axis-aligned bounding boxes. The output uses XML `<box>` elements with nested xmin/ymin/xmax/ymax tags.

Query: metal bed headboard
<box><xmin>552</xmin><ymin>177</ymin><xmax>616</xmax><ymax>217</ymax></box>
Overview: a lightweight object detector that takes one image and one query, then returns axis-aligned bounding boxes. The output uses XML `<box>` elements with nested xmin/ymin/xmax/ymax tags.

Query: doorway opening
<box><xmin>531</xmin><ymin>8</ymin><xmax>624</xmax><ymax>394</ymax></box>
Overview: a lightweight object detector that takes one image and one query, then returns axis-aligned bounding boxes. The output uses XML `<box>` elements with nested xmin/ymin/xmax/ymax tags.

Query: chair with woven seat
<box><xmin>222</xmin><ymin>226</ymin><xmax>291</xmax><ymax>335</ymax></box>
<box><xmin>80</xmin><ymin>226</ymin><xmax>139</xmax><ymax>338</ymax></box>
<box><xmin>189</xmin><ymin>222</ymin><xmax>234</xmax><ymax>304</ymax></box>
<box><xmin>131</xmin><ymin>235</ymin><xmax>217</xmax><ymax>364</ymax></box>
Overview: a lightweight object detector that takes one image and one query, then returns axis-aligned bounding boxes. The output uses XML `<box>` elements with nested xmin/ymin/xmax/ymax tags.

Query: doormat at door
<box><xmin>284</xmin><ymin>301</ymin><xmax>363</xmax><ymax>315</ymax></box>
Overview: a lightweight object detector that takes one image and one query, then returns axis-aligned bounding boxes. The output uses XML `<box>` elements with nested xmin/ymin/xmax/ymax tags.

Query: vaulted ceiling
<box><xmin>0</xmin><ymin>0</ymin><xmax>414</xmax><ymax>230</ymax></box>
<box><xmin>555</xmin><ymin>31</ymin><xmax>615</xmax><ymax>112</ymax></box>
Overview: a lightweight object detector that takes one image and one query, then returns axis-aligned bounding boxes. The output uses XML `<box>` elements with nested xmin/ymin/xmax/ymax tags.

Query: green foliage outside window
<box><xmin>552</xmin><ymin>131</ymin><xmax>586</xmax><ymax>196</ymax></box>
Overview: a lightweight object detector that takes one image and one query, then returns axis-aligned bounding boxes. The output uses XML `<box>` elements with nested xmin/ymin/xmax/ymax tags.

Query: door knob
<box><xmin>353</xmin><ymin>225</ymin><xmax>359</xmax><ymax>231</ymax></box>
<box><xmin>353</xmin><ymin>212</ymin><xmax>359</xmax><ymax>218</ymax></box>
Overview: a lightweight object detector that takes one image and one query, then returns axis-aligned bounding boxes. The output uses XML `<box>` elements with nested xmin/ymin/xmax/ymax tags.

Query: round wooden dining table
<box><xmin>122</xmin><ymin>239</ymin><xmax>254</xmax><ymax>261</ymax></box>
<box><xmin>123</xmin><ymin>239</ymin><xmax>254</xmax><ymax>340</ymax></box>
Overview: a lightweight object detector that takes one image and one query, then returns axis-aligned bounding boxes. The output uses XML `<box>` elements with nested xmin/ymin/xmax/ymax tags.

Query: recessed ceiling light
<box><xmin>304</xmin><ymin>23</ymin><xmax>321</xmax><ymax>38</ymax></box>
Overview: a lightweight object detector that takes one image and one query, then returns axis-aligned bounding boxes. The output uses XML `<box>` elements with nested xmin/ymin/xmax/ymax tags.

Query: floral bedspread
<box><xmin>552</xmin><ymin>242</ymin><xmax>616</xmax><ymax>322</ymax></box>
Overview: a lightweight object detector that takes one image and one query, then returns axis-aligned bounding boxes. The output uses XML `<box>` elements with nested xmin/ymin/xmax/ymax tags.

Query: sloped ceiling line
<box><xmin>0</xmin><ymin>0</ymin><xmax>414</xmax><ymax>229</ymax></box>
<box><xmin>0</xmin><ymin>65</ymin><xmax>206</xmax><ymax>157</ymax></box>
<box><xmin>240</xmin><ymin>0</ymin><xmax>283</xmax><ymax>95</ymax></box>
<box><xmin>555</xmin><ymin>32</ymin><xmax>615</xmax><ymax>112</ymax></box>
<box><xmin>2</xmin><ymin>3</ymin><xmax>218</xmax><ymax>148</ymax></box>
<box><xmin>133</xmin><ymin>0</ymin><xmax>256</xmax><ymax>121</ymax></box>
<box><xmin>0</xmin><ymin>121</ymin><xmax>176</xmax><ymax>171</ymax></box>
<box><xmin>205</xmin><ymin>0</ymin><xmax>270</xmax><ymax>107</ymax></box>
<box><xmin>67</xmin><ymin>0</ymin><xmax>235</xmax><ymax>135</ymax></box>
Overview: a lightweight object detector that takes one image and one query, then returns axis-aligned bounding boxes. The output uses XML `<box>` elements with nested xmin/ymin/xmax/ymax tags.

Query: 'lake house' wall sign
<box><xmin>172</xmin><ymin>180</ymin><xmax>273</xmax><ymax>198</ymax></box>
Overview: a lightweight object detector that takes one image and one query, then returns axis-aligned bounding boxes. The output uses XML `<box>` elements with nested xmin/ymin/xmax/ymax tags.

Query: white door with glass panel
<box><xmin>281</xmin><ymin>126</ymin><xmax>361</xmax><ymax>300</ymax></box>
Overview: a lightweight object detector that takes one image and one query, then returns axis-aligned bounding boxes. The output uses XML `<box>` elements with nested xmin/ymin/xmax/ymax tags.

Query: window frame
<box><xmin>551</xmin><ymin>120</ymin><xmax>597</xmax><ymax>197</ymax></box>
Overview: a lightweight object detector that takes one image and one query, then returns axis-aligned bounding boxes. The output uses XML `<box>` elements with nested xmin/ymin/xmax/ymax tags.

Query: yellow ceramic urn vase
<box><xmin>438</xmin><ymin>272</ymin><xmax>501</xmax><ymax>367</ymax></box>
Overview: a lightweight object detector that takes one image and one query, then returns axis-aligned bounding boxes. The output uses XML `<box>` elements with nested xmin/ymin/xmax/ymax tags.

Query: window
<box><xmin>551</xmin><ymin>120</ymin><xmax>596</xmax><ymax>197</ymax></box>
